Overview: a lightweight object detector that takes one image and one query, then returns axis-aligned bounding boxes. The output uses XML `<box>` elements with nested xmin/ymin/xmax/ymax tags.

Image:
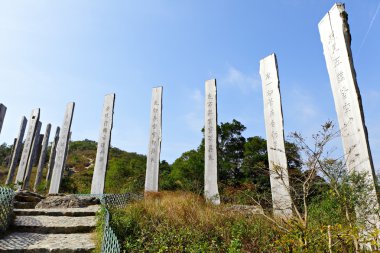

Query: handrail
<box><xmin>76</xmin><ymin>193</ymin><xmax>142</xmax><ymax>253</ymax></box>
<box><xmin>0</xmin><ymin>186</ymin><xmax>15</xmax><ymax>235</ymax></box>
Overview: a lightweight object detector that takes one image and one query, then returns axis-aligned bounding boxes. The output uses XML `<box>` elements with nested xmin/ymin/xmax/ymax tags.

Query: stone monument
<box><xmin>319</xmin><ymin>3</ymin><xmax>380</xmax><ymax>230</ymax></box>
<box><xmin>91</xmin><ymin>93</ymin><xmax>116</xmax><ymax>194</ymax></box>
<box><xmin>46</xmin><ymin>127</ymin><xmax>60</xmax><ymax>183</ymax></box>
<box><xmin>145</xmin><ymin>87</ymin><xmax>163</xmax><ymax>192</ymax></box>
<box><xmin>49</xmin><ymin>102</ymin><xmax>75</xmax><ymax>194</ymax></box>
<box><xmin>23</xmin><ymin>122</ymin><xmax>42</xmax><ymax>190</ymax></box>
<box><xmin>0</xmin><ymin>103</ymin><xmax>6</xmax><ymax>135</ymax></box>
<box><xmin>204</xmin><ymin>79</ymin><xmax>220</xmax><ymax>205</ymax></box>
<box><xmin>34</xmin><ymin>123</ymin><xmax>51</xmax><ymax>191</ymax></box>
<box><xmin>259</xmin><ymin>54</ymin><xmax>293</xmax><ymax>217</ymax></box>
<box><xmin>15</xmin><ymin>109</ymin><xmax>40</xmax><ymax>187</ymax></box>
<box><xmin>6</xmin><ymin>116</ymin><xmax>27</xmax><ymax>185</ymax></box>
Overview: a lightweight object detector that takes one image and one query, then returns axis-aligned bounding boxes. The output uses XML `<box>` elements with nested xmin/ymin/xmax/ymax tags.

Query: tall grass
<box><xmin>110</xmin><ymin>191</ymin><xmax>281</xmax><ymax>252</ymax></box>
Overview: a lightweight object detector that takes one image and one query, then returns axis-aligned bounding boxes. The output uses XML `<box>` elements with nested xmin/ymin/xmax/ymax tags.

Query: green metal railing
<box><xmin>0</xmin><ymin>188</ymin><xmax>140</xmax><ymax>251</ymax></box>
<box><xmin>101</xmin><ymin>208</ymin><xmax>121</xmax><ymax>253</ymax></box>
<box><xmin>77</xmin><ymin>193</ymin><xmax>142</xmax><ymax>253</ymax></box>
<box><xmin>0</xmin><ymin>186</ymin><xmax>14</xmax><ymax>235</ymax></box>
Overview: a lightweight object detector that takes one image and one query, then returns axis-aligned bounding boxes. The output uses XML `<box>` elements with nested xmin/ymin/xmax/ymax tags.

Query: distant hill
<box><xmin>0</xmin><ymin>139</ymin><xmax>147</xmax><ymax>194</ymax></box>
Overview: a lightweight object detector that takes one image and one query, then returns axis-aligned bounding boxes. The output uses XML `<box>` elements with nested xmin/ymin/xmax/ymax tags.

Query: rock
<box><xmin>14</xmin><ymin>191</ymin><xmax>44</xmax><ymax>203</ymax></box>
<box><xmin>35</xmin><ymin>195</ymin><xmax>100</xmax><ymax>209</ymax></box>
<box><xmin>14</xmin><ymin>201</ymin><xmax>39</xmax><ymax>209</ymax></box>
<box><xmin>224</xmin><ymin>205</ymin><xmax>264</xmax><ymax>215</ymax></box>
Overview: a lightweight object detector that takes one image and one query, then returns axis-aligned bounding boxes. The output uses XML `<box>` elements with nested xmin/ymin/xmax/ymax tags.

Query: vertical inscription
<box><xmin>145</xmin><ymin>87</ymin><xmax>163</xmax><ymax>192</ymax></box>
<box><xmin>204</xmin><ymin>79</ymin><xmax>220</xmax><ymax>205</ymax></box>
<box><xmin>91</xmin><ymin>93</ymin><xmax>116</xmax><ymax>194</ymax></box>
<box><xmin>6</xmin><ymin>116</ymin><xmax>27</xmax><ymax>185</ymax></box>
<box><xmin>49</xmin><ymin>102</ymin><xmax>75</xmax><ymax>194</ymax></box>
<box><xmin>319</xmin><ymin>3</ymin><xmax>379</xmax><ymax>229</ymax></box>
<box><xmin>0</xmin><ymin>103</ymin><xmax>6</xmax><ymax>134</ymax></box>
<box><xmin>260</xmin><ymin>54</ymin><xmax>292</xmax><ymax>217</ymax></box>
<box><xmin>15</xmin><ymin>109</ymin><xmax>40</xmax><ymax>187</ymax></box>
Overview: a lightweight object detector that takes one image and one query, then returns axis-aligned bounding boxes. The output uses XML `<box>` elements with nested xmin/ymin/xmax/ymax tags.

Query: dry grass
<box><xmin>111</xmin><ymin>191</ymin><xmax>279</xmax><ymax>252</ymax></box>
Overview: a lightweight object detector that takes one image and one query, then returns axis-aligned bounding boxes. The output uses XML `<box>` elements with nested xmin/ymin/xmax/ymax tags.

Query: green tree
<box><xmin>0</xmin><ymin>142</ymin><xmax>12</xmax><ymax>166</ymax></box>
<box><xmin>168</xmin><ymin>149</ymin><xmax>204</xmax><ymax>192</ymax></box>
<box><xmin>217</xmin><ymin>119</ymin><xmax>246</xmax><ymax>186</ymax></box>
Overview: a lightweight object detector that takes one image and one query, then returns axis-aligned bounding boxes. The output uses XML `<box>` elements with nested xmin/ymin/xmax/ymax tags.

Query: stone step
<box><xmin>14</xmin><ymin>205</ymin><xmax>100</xmax><ymax>217</ymax></box>
<box><xmin>14</xmin><ymin>201</ymin><xmax>37</xmax><ymax>209</ymax></box>
<box><xmin>12</xmin><ymin>215</ymin><xmax>97</xmax><ymax>234</ymax></box>
<box><xmin>0</xmin><ymin>232</ymin><xmax>96</xmax><ymax>252</ymax></box>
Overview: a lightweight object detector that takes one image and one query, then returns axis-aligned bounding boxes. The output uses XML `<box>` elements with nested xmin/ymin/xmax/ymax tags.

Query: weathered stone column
<box><xmin>204</xmin><ymin>79</ymin><xmax>220</xmax><ymax>205</ymax></box>
<box><xmin>46</xmin><ymin>127</ymin><xmax>60</xmax><ymax>183</ymax></box>
<box><xmin>23</xmin><ymin>122</ymin><xmax>42</xmax><ymax>190</ymax></box>
<box><xmin>8</xmin><ymin>138</ymin><xmax>17</xmax><ymax>166</ymax></box>
<box><xmin>0</xmin><ymin>103</ymin><xmax>6</xmax><ymax>135</ymax></box>
<box><xmin>6</xmin><ymin>116</ymin><xmax>27</xmax><ymax>185</ymax></box>
<box><xmin>49</xmin><ymin>102</ymin><xmax>75</xmax><ymax>194</ymax></box>
<box><xmin>259</xmin><ymin>54</ymin><xmax>293</xmax><ymax>218</ymax></box>
<box><xmin>34</xmin><ymin>123</ymin><xmax>51</xmax><ymax>191</ymax></box>
<box><xmin>319</xmin><ymin>3</ymin><xmax>380</xmax><ymax>230</ymax></box>
<box><xmin>15</xmin><ymin>109</ymin><xmax>40</xmax><ymax>187</ymax></box>
<box><xmin>62</xmin><ymin>131</ymin><xmax>72</xmax><ymax>178</ymax></box>
<box><xmin>145</xmin><ymin>87</ymin><xmax>163</xmax><ymax>192</ymax></box>
<box><xmin>91</xmin><ymin>94</ymin><xmax>116</xmax><ymax>194</ymax></box>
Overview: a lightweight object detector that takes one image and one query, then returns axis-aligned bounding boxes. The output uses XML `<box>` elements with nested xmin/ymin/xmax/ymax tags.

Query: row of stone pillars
<box><xmin>1</xmin><ymin>105</ymin><xmax>73</xmax><ymax>194</ymax></box>
<box><xmin>0</xmin><ymin>3</ymin><xmax>378</xmax><ymax>237</ymax></box>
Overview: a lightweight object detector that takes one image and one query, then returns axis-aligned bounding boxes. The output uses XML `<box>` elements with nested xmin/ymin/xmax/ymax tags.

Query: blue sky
<box><xmin>0</xmin><ymin>1</ymin><xmax>379</xmax><ymax>171</ymax></box>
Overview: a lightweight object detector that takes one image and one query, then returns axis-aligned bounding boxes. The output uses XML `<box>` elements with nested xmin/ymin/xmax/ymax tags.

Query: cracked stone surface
<box><xmin>0</xmin><ymin>232</ymin><xmax>95</xmax><ymax>252</ymax></box>
<box><xmin>35</xmin><ymin>195</ymin><xmax>100</xmax><ymax>209</ymax></box>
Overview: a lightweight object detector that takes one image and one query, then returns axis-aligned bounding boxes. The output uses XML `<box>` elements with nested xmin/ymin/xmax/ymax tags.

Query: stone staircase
<box><xmin>0</xmin><ymin>193</ymin><xmax>100</xmax><ymax>252</ymax></box>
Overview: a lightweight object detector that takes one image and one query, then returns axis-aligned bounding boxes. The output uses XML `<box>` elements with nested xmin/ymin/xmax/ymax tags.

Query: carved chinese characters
<box><xmin>145</xmin><ymin>87</ymin><xmax>163</xmax><ymax>192</ymax></box>
<box><xmin>49</xmin><ymin>102</ymin><xmax>75</xmax><ymax>194</ymax></box>
<box><xmin>260</xmin><ymin>54</ymin><xmax>292</xmax><ymax>217</ymax></box>
<box><xmin>319</xmin><ymin>3</ymin><xmax>379</xmax><ymax>228</ymax></box>
<box><xmin>91</xmin><ymin>94</ymin><xmax>116</xmax><ymax>194</ymax></box>
<box><xmin>204</xmin><ymin>79</ymin><xmax>220</xmax><ymax>205</ymax></box>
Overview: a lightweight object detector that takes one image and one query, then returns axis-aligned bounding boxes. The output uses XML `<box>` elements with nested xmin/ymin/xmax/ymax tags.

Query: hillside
<box><xmin>0</xmin><ymin>139</ymin><xmax>147</xmax><ymax>195</ymax></box>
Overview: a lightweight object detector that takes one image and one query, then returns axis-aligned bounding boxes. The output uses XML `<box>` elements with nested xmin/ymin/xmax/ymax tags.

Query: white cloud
<box><xmin>289</xmin><ymin>89</ymin><xmax>318</xmax><ymax>119</ymax></box>
<box><xmin>222</xmin><ymin>66</ymin><xmax>260</xmax><ymax>94</ymax></box>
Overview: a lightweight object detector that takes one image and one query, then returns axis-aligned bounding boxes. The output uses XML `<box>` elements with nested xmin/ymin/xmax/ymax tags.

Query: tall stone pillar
<box><xmin>91</xmin><ymin>94</ymin><xmax>116</xmax><ymax>194</ymax></box>
<box><xmin>46</xmin><ymin>127</ymin><xmax>60</xmax><ymax>183</ymax></box>
<box><xmin>145</xmin><ymin>87</ymin><xmax>163</xmax><ymax>192</ymax></box>
<box><xmin>49</xmin><ymin>102</ymin><xmax>75</xmax><ymax>194</ymax></box>
<box><xmin>204</xmin><ymin>79</ymin><xmax>220</xmax><ymax>205</ymax></box>
<box><xmin>319</xmin><ymin>3</ymin><xmax>380</xmax><ymax>230</ymax></box>
<box><xmin>62</xmin><ymin>131</ymin><xmax>72</xmax><ymax>178</ymax></box>
<box><xmin>34</xmin><ymin>123</ymin><xmax>51</xmax><ymax>191</ymax></box>
<box><xmin>8</xmin><ymin>138</ymin><xmax>17</xmax><ymax>167</ymax></box>
<box><xmin>23</xmin><ymin>122</ymin><xmax>42</xmax><ymax>190</ymax></box>
<box><xmin>6</xmin><ymin>116</ymin><xmax>27</xmax><ymax>185</ymax></box>
<box><xmin>259</xmin><ymin>54</ymin><xmax>293</xmax><ymax>218</ymax></box>
<box><xmin>15</xmin><ymin>109</ymin><xmax>40</xmax><ymax>187</ymax></box>
<box><xmin>0</xmin><ymin>103</ymin><xmax>6</xmax><ymax>135</ymax></box>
